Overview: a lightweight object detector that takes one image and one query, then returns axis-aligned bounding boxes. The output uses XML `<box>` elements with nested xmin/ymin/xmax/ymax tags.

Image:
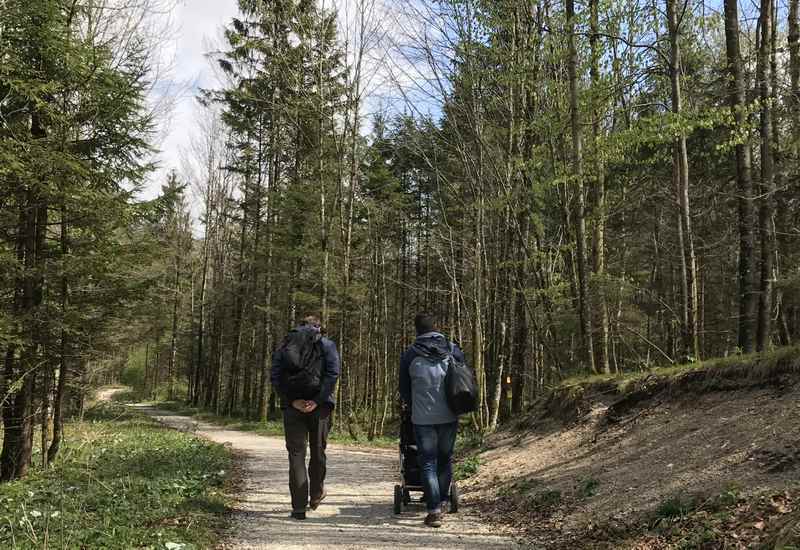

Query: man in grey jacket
<box><xmin>399</xmin><ymin>313</ymin><xmax>465</xmax><ymax>528</ymax></box>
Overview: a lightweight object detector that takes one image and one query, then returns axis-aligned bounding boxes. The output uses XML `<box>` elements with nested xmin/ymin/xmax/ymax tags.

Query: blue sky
<box><xmin>143</xmin><ymin>0</ymin><xmax>240</xmax><ymax>201</ymax></box>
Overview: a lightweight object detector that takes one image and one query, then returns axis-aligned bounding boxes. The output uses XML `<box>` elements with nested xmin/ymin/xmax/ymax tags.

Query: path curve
<box><xmin>131</xmin><ymin>404</ymin><xmax>520</xmax><ymax>550</ymax></box>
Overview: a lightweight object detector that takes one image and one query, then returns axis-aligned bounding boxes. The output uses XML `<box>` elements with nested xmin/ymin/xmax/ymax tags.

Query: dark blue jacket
<box><xmin>271</xmin><ymin>325</ymin><xmax>340</xmax><ymax>409</ymax></box>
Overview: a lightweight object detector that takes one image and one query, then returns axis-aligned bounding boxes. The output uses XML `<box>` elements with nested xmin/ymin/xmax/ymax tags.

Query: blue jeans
<box><xmin>413</xmin><ymin>421</ymin><xmax>458</xmax><ymax>513</ymax></box>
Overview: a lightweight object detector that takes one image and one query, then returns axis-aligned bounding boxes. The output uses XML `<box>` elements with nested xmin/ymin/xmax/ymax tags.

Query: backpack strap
<box><xmin>447</xmin><ymin>342</ymin><xmax>457</xmax><ymax>367</ymax></box>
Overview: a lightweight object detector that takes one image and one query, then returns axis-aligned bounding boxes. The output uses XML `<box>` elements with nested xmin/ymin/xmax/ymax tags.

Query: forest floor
<box><xmin>463</xmin><ymin>350</ymin><xmax>800</xmax><ymax>548</ymax></box>
<box><xmin>132</xmin><ymin>402</ymin><xmax>522</xmax><ymax>549</ymax></box>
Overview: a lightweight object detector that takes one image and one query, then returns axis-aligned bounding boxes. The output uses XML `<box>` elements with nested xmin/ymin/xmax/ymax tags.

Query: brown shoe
<box><xmin>310</xmin><ymin>490</ymin><xmax>327</xmax><ymax>510</ymax></box>
<box><xmin>424</xmin><ymin>512</ymin><xmax>442</xmax><ymax>528</ymax></box>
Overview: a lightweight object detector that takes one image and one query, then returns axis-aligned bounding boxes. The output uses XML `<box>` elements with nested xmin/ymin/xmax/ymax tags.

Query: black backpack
<box><xmin>278</xmin><ymin>329</ymin><xmax>324</xmax><ymax>400</ymax></box>
<box><xmin>444</xmin><ymin>346</ymin><xmax>478</xmax><ymax>415</ymax></box>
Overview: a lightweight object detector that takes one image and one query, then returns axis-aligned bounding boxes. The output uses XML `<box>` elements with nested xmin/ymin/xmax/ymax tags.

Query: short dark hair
<box><xmin>302</xmin><ymin>314</ymin><xmax>321</xmax><ymax>328</ymax></box>
<box><xmin>414</xmin><ymin>313</ymin><xmax>436</xmax><ymax>335</ymax></box>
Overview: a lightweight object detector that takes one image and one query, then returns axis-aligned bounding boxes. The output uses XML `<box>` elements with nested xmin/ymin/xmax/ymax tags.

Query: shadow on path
<box><xmin>133</xmin><ymin>404</ymin><xmax>523</xmax><ymax>549</ymax></box>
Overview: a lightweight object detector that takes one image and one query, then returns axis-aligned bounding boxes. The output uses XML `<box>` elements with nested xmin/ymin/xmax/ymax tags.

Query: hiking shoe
<box><xmin>291</xmin><ymin>510</ymin><xmax>306</xmax><ymax>520</ymax></box>
<box><xmin>310</xmin><ymin>490</ymin><xmax>327</xmax><ymax>510</ymax></box>
<box><xmin>424</xmin><ymin>512</ymin><xmax>442</xmax><ymax>528</ymax></box>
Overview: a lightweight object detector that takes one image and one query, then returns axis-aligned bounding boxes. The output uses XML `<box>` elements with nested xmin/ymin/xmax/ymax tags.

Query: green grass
<box><xmin>0</xmin><ymin>401</ymin><xmax>231</xmax><ymax>550</ymax></box>
<box><xmin>141</xmin><ymin>399</ymin><xmax>398</xmax><ymax>449</ymax></box>
<box><xmin>578</xmin><ymin>477</ymin><xmax>600</xmax><ymax>499</ymax></box>
<box><xmin>554</xmin><ymin>345</ymin><xmax>800</xmax><ymax>406</ymax></box>
<box><xmin>454</xmin><ymin>455</ymin><xmax>482</xmax><ymax>480</ymax></box>
<box><xmin>456</xmin><ymin>426</ymin><xmax>485</xmax><ymax>452</ymax></box>
<box><xmin>528</xmin><ymin>489</ymin><xmax>562</xmax><ymax>510</ymax></box>
<box><xmin>655</xmin><ymin>493</ymin><xmax>700</xmax><ymax>521</ymax></box>
<box><xmin>497</xmin><ymin>476</ymin><xmax>540</xmax><ymax>497</ymax></box>
<box><xmin>108</xmin><ymin>387</ymin><xmax>146</xmax><ymax>404</ymax></box>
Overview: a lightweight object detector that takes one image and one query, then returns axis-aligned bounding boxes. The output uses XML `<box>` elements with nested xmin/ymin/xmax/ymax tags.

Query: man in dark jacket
<box><xmin>399</xmin><ymin>313</ymin><xmax>466</xmax><ymax>528</ymax></box>
<box><xmin>271</xmin><ymin>315</ymin><xmax>340</xmax><ymax>520</ymax></box>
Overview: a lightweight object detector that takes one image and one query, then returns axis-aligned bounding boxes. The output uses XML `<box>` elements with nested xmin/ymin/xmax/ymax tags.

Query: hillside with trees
<box><xmin>130</xmin><ymin>0</ymin><xmax>799</xmax><ymax>435</ymax></box>
<box><xmin>0</xmin><ymin>0</ymin><xmax>799</xmax><ymax>545</ymax></box>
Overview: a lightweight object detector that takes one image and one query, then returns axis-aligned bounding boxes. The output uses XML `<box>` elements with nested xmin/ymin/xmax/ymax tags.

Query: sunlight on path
<box><xmin>133</xmin><ymin>405</ymin><xmax>522</xmax><ymax>549</ymax></box>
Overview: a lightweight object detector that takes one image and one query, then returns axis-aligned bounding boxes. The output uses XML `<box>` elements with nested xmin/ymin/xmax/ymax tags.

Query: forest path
<box><xmin>125</xmin><ymin>401</ymin><xmax>520</xmax><ymax>549</ymax></box>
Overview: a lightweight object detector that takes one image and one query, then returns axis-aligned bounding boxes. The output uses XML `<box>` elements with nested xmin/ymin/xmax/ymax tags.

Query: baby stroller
<box><xmin>393</xmin><ymin>402</ymin><xmax>459</xmax><ymax>514</ymax></box>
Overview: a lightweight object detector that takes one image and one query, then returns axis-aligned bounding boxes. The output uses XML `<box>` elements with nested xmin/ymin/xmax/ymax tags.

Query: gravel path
<box><xmin>132</xmin><ymin>404</ymin><xmax>521</xmax><ymax>550</ymax></box>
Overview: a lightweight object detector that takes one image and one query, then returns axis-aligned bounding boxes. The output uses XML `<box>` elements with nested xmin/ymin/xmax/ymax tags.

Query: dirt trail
<box><xmin>127</xmin><ymin>402</ymin><xmax>520</xmax><ymax>550</ymax></box>
<box><xmin>463</xmin><ymin>383</ymin><xmax>800</xmax><ymax>545</ymax></box>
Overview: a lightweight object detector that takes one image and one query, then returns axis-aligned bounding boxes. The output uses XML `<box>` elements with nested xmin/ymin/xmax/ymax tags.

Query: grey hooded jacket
<box><xmin>399</xmin><ymin>332</ymin><xmax>465</xmax><ymax>425</ymax></box>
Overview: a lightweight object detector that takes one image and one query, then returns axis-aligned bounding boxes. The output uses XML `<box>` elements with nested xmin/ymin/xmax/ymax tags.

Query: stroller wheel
<box><xmin>402</xmin><ymin>487</ymin><xmax>411</xmax><ymax>505</ymax></box>
<box><xmin>450</xmin><ymin>481</ymin><xmax>459</xmax><ymax>513</ymax></box>
<box><xmin>393</xmin><ymin>484</ymin><xmax>403</xmax><ymax>514</ymax></box>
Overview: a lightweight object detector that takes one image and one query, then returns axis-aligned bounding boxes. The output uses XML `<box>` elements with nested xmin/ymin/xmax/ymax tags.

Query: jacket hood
<box><xmin>296</xmin><ymin>324</ymin><xmax>322</xmax><ymax>340</ymax></box>
<box><xmin>411</xmin><ymin>332</ymin><xmax>450</xmax><ymax>358</ymax></box>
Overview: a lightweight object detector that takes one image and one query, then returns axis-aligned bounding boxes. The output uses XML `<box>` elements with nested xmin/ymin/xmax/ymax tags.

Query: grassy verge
<box><xmin>0</xmin><ymin>400</ymin><xmax>231</xmax><ymax>550</ymax></box>
<box><xmin>126</xmin><ymin>398</ymin><xmax>398</xmax><ymax>449</ymax></box>
<box><xmin>543</xmin><ymin>345</ymin><xmax>800</xmax><ymax>423</ymax></box>
<box><xmin>560</xmin><ymin>345</ymin><xmax>800</xmax><ymax>393</ymax></box>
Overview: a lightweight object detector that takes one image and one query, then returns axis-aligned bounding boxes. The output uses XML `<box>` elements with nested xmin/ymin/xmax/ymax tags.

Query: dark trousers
<box><xmin>283</xmin><ymin>404</ymin><xmax>331</xmax><ymax>512</ymax></box>
<box><xmin>413</xmin><ymin>421</ymin><xmax>458</xmax><ymax>512</ymax></box>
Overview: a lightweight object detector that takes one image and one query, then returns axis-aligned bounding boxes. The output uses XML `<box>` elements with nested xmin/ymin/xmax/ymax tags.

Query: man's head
<box><xmin>414</xmin><ymin>312</ymin><xmax>436</xmax><ymax>336</ymax></box>
<box><xmin>301</xmin><ymin>314</ymin><xmax>321</xmax><ymax>330</ymax></box>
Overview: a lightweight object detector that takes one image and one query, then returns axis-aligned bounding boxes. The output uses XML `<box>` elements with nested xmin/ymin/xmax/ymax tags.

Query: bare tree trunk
<box><xmin>168</xmin><ymin>246</ymin><xmax>180</xmax><ymax>401</ymax></box>
<box><xmin>2</xmin><ymin>178</ymin><xmax>47</xmax><ymax>481</ymax></box>
<box><xmin>590</xmin><ymin>0</ymin><xmax>610</xmax><ymax>373</ymax></box>
<box><xmin>667</xmin><ymin>0</ymin><xmax>700</xmax><ymax>361</ymax></box>
<box><xmin>187</xmin><ymin>256</ymin><xmax>196</xmax><ymax>402</ymax></box>
<box><xmin>40</xmin><ymin>353</ymin><xmax>52</xmax><ymax>469</ymax></box>
<box><xmin>512</xmin><ymin>211</ymin><xmax>528</xmax><ymax>415</ymax></box>
<box><xmin>225</xmin><ymin>186</ymin><xmax>249</xmax><ymax>415</ymax></box>
<box><xmin>153</xmin><ymin>339</ymin><xmax>160</xmax><ymax>401</ymax></box>
<box><xmin>48</xmin><ymin>202</ymin><xmax>70</xmax><ymax>465</ymax></box>
<box><xmin>790</xmin><ymin>0</ymin><xmax>800</xmax><ymax>152</ymax></box>
<box><xmin>723</xmin><ymin>0</ymin><xmax>757</xmax><ymax>353</ymax></box>
<box><xmin>258</xmin><ymin>150</ymin><xmax>278</xmax><ymax>422</ymax></box>
<box><xmin>489</xmin><ymin>321</ymin><xmax>506</xmax><ymax>432</ymax></box>
<box><xmin>566</xmin><ymin>0</ymin><xmax>597</xmax><ymax>373</ymax></box>
<box><xmin>756</xmin><ymin>0</ymin><xmax>776</xmax><ymax>352</ymax></box>
<box><xmin>143</xmin><ymin>341</ymin><xmax>150</xmax><ymax>397</ymax></box>
<box><xmin>193</xmin><ymin>180</ymin><xmax>213</xmax><ymax>406</ymax></box>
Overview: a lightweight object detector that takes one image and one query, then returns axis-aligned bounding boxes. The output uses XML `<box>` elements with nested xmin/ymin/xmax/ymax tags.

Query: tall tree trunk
<box><xmin>667</xmin><ymin>0</ymin><xmax>700</xmax><ymax>361</ymax></box>
<box><xmin>187</xmin><ymin>256</ymin><xmax>196</xmax><ymax>403</ymax></box>
<box><xmin>566</xmin><ymin>0</ymin><xmax>597</xmax><ymax>373</ymax></box>
<box><xmin>756</xmin><ymin>0</ymin><xmax>776</xmax><ymax>351</ymax></box>
<box><xmin>225</xmin><ymin>188</ymin><xmax>249</xmax><ymax>415</ymax></box>
<box><xmin>723</xmin><ymin>0</ymin><xmax>757</xmax><ymax>354</ymax></box>
<box><xmin>590</xmin><ymin>0</ymin><xmax>610</xmax><ymax>373</ymax></box>
<box><xmin>472</xmin><ymin>216</ymin><xmax>486</xmax><ymax>429</ymax></box>
<box><xmin>790</xmin><ymin>0</ymin><xmax>800</xmax><ymax>145</ymax></box>
<box><xmin>193</xmin><ymin>180</ymin><xmax>214</xmax><ymax>406</ymax></box>
<box><xmin>40</xmin><ymin>356</ymin><xmax>52</xmax><ymax>469</ymax></box>
<box><xmin>48</xmin><ymin>201</ymin><xmax>70</xmax><ymax>465</ymax></box>
<box><xmin>168</xmin><ymin>246</ymin><xmax>180</xmax><ymax>401</ymax></box>
<box><xmin>2</xmin><ymin>178</ymin><xmax>47</xmax><ymax>481</ymax></box>
<box><xmin>489</xmin><ymin>321</ymin><xmax>507</xmax><ymax>432</ymax></box>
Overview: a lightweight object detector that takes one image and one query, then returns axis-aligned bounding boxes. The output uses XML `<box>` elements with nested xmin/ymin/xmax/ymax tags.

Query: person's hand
<box><xmin>292</xmin><ymin>399</ymin><xmax>307</xmax><ymax>412</ymax></box>
<box><xmin>303</xmin><ymin>400</ymin><xmax>318</xmax><ymax>413</ymax></box>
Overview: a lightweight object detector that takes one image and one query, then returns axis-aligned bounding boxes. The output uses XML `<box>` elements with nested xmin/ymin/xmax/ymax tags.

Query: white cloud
<box><xmin>143</xmin><ymin>0</ymin><xmax>240</xmax><ymax>201</ymax></box>
<box><xmin>142</xmin><ymin>0</ymin><xmax>434</xmax><ymax>205</ymax></box>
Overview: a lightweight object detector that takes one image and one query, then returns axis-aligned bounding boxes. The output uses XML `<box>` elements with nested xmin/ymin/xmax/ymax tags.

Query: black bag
<box><xmin>444</xmin><ymin>350</ymin><xmax>478</xmax><ymax>415</ymax></box>
<box><xmin>279</xmin><ymin>329</ymin><xmax>323</xmax><ymax>400</ymax></box>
